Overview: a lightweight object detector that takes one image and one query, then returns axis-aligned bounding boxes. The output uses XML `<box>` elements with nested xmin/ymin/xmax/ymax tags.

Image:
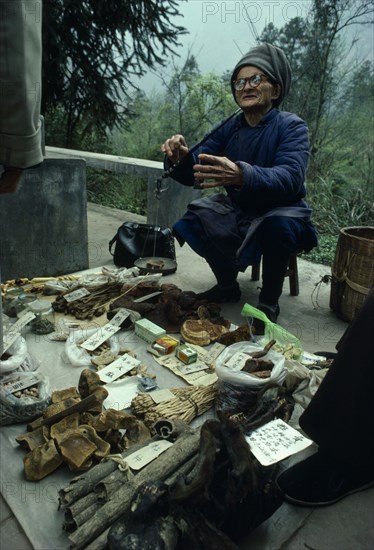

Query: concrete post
<box><xmin>0</xmin><ymin>159</ymin><xmax>89</xmax><ymax>281</ymax></box>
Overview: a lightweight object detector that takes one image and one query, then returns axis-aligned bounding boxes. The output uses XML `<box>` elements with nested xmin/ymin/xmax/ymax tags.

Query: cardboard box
<box><xmin>152</xmin><ymin>335</ymin><xmax>180</xmax><ymax>355</ymax></box>
<box><xmin>134</xmin><ymin>319</ymin><xmax>166</xmax><ymax>343</ymax></box>
<box><xmin>176</xmin><ymin>344</ymin><xmax>197</xmax><ymax>365</ymax></box>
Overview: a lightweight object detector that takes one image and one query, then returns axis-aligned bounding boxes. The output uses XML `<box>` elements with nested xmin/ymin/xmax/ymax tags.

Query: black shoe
<box><xmin>196</xmin><ymin>283</ymin><xmax>241</xmax><ymax>303</ymax></box>
<box><xmin>252</xmin><ymin>304</ymin><xmax>280</xmax><ymax>335</ymax></box>
<box><xmin>277</xmin><ymin>451</ymin><xmax>374</xmax><ymax>507</ymax></box>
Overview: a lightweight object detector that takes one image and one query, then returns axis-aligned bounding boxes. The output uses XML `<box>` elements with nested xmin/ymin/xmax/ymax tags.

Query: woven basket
<box><xmin>330</xmin><ymin>226</ymin><xmax>374</xmax><ymax>322</ymax></box>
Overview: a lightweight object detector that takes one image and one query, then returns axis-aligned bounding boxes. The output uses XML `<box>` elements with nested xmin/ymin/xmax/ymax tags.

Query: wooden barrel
<box><xmin>330</xmin><ymin>226</ymin><xmax>374</xmax><ymax>322</ymax></box>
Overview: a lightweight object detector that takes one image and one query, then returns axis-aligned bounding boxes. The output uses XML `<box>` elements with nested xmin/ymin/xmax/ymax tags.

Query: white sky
<box><xmin>137</xmin><ymin>0</ymin><xmax>373</xmax><ymax>93</ymax></box>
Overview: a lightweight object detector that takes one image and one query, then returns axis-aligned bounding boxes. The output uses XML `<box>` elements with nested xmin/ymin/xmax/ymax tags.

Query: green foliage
<box><xmin>301</xmin><ymin>234</ymin><xmax>338</xmax><ymax>266</ymax></box>
<box><xmin>86</xmin><ymin>169</ymin><xmax>147</xmax><ymax>214</ymax></box>
<box><xmin>301</xmin><ymin>176</ymin><xmax>374</xmax><ymax>266</ymax></box>
<box><xmin>306</xmin><ymin>178</ymin><xmax>374</xmax><ymax>234</ymax></box>
<box><xmin>42</xmin><ymin>0</ymin><xmax>187</xmax><ymax>147</ymax></box>
<box><xmin>111</xmin><ymin>56</ymin><xmax>236</xmax><ymax>162</ymax></box>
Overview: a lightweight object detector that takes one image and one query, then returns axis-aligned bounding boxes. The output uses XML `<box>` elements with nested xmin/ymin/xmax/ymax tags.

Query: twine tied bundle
<box><xmin>131</xmin><ymin>384</ymin><xmax>217</xmax><ymax>427</ymax></box>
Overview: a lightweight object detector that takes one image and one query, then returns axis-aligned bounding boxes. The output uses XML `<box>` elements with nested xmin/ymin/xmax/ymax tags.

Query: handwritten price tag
<box><xmin>64</xmin><ymin>288</ymin><xmax>91</xmax><ymax>303</ymax></box>
<box><xmin>245</xmin><ymin>418</ymin><xmax>312</xmax><ymax>466</ymax></box>
<box><xmin>125</xmin><ymin>440</ymin><xmax>173</xmax><ymax>470</ymax></box>
<box><xmin>178</xmin><ymin>361</ymin><xmax>208</xmax><ymax>375</ymax></box>
<box><xmin>2</xmin><ymin>373</ymin><xmax>43</xmax><ymax>394</ymax></box>
<box><xmin>108</xmin><ymin>308</ymin><xmax>131</xmax><ymax>326</ymax></box>
<box><xmin>98</xmin><ymin>354</ymin><xmax>141</xmax><ymax>383</ymax></box>
<box><xmin>225</xmin><ymin>351</ymin><xmax>248</xmax><ymax>371</ymax></box>
<box><xmin>2</xmin><ymin>311</ymin><xmax>36</xmax><ymax>352</ymax></box>
<box><xmin>80</xmin><ymin>323</ymin><xmax>121</xmax><ymax>351</ymax></box>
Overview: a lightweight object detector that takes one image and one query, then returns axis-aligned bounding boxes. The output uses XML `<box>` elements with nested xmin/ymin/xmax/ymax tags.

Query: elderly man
<box><xmin>162</xmin><ymin>43</ymin><xmax>317</xmax><ymax>327</ymax></box>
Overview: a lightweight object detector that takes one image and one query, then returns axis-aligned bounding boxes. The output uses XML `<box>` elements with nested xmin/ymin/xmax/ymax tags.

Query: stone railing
<box><xmin>45</xmin><ymin>146</ymin><xmax>200</xmax><ymax>228</ymax></box>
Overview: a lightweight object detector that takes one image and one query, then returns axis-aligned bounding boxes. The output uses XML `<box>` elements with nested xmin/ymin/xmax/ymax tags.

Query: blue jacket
<box><xmin>167</xmin><ymin>108</ymin><xmax>310</xmax><ymax>217</ymax></box>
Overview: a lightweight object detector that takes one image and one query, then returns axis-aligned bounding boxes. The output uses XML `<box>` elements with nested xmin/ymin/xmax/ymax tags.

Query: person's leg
<box><xmin>256</xmin><ymin>216</ymin><xmax>310</xmax><ymax>306</ymax></box>
<box><xmin>277</xmin><ymin>287</ymin><xmax>374</xmax><ymax>506</ymax></box>
<box><xmin>196</xmin><ymin>261</ymin><xmax>241</xmax><ymax>302</ymax></box>
<box><xmin>173</xmin><ymin>215</ymin><xmax>241</xmax><ymax>303</ymax></box>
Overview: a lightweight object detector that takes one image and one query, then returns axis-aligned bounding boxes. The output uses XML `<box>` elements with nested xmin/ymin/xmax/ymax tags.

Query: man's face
<box><xmin>234</xmin><ymin>65</ymin><xmax>280</xmax><ymax>114</ymax></box>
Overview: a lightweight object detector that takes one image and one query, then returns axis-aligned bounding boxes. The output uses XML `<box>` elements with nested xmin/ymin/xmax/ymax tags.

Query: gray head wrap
<box><xmin>231</xmin><ymin>42</ymin><xmax>292</xmax><ymax>107</ymax></box>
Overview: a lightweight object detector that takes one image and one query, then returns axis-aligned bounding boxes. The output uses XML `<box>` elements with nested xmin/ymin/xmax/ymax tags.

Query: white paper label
<box><xmin>2</xmin><ymin>311</ymin><xmax>36</xmax><ymax>352</ymax></box>
<box><xmin>103</xmin><ymin>377</ymin><xmax>139</xmax><ymax>410</ymax></box>
<box><xmin>125</xmin><ymin>440</ymin><xmax>173</xmax><ymax>470</ymax></box>
<box><xmin>225</xmin><ymin>351</ymin><xmax>248</xmax><ymax>371</ymax></box>
<box><xmin>80</xmin><ymin>323</ymin><xmax>121</xmax><ymax>351</ymax></box>
<box><xmin>207</xmin><ymin>342</ymin><xmax>226</xmax><ymax>362</ymax></box>
<box><xmin>2</xmin><ymin>373</ymin><xmax>43</xmax><ymax>394</ymax></box>
<box><xmin>64</xmin><ymin>288</ymin><xmax>91</xmax><ymax>302</ymax></box>
<box><xmin>155</xmin><ymin>354</ymin><xmax>217</xmax><ymax>387</ymax></box>
<box><xmin>178</xmin><ymin>362</ymin><xmax>209</xmax><ymax>375</ymax></box>
<box><xmin>98</xmin><ymin>354</ymin><xmax>141</xmax><ymax>383</ymax></box>
<box><xmin>108</xmin><ymin>308</ymin><xmax>131</xmax><ymax>326</ymax></box>
<box><xmin>245</xmin><ymin>418</ymin><xmax>313</xmax><ymax>466</ymax></box>
<box><xmin>150</xmin><ymin>388</ymin><xmax>175</xmax><ymax>403</ymax></box>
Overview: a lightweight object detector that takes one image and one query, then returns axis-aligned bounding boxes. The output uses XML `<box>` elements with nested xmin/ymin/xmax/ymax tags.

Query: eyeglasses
<box><xmin>233</xmin><ymin>74</ymin><xmax>269</xmax><ymax>91</ymax></box>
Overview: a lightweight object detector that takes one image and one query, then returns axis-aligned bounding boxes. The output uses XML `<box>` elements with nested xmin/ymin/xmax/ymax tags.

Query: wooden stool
<box><xmin>251</xmin><ymin>253</ymin><xmax>299</xmax><ymax>296</ymax></box>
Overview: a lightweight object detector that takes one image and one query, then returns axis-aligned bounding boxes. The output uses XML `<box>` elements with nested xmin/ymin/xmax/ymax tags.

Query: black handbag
<box><xmin>109</xmin><ymin>222</ymin><xmax>176</xmax><ymax>268</ymax></box>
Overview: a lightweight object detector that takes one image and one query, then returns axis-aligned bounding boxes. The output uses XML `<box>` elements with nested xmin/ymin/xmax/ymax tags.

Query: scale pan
<box><xmin>134</xmin><ymin>257</ymin><xmax>177</xmax><ymax>275</ymax></box>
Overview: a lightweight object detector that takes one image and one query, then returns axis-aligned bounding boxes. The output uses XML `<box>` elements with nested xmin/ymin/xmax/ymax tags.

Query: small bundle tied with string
<box><xmin>131</xmin><ymin>384</ymin><xmax>217</xmax><ymax>428</ymax></box>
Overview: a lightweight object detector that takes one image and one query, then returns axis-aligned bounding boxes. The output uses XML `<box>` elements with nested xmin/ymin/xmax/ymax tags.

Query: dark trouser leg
<box><xmin>255</xmin><ymin>216</ymin><xmax>309</xmax><ymax>306</ymax></box>
<box><xmin>195</xmin><ymin>260</ymin><xmax>241</xmax><ymax>303</ymax></box>
<box><xmin>299</xmin><ymin>287</ymin><xmax>374</xmax><ymax>468</ymax></box>
<box><xmin>259</xmin><ymin>253</ymin><xmax>289</xmax><ymax>305</ymax></box>
<box><xmin>276</xmin><ymin>288</ymin><xmax>374</xmax><ymax>506</ymax></box>
<box><xmin>208</xmin><ymin>261</ymin><xmax>239</xmax><ymax>288</ymax></box>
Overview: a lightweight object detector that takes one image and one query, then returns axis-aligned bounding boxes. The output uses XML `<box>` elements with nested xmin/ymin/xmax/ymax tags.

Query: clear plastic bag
<box><xmin>0</xmin><ymin>336</ymin><xmax>28</xmax><ymax>374</ymax></box>
<box><xmin>241</xmin><ymin>303</ymin><xmax>303</xmax><ymax>360</ymax></box>
<box><xmin>64</xmin><ymin>327</ymin><xmax>120</xmax><ymax>367</ymax></box>
<box><xmin>0</xmin><ymin>371</ymin><xmax>51</xmax><ymax>425</ymax></box>
<box><xmin>215</xmin><ymin>342</ymin><xmax>287</xmax><ymax>416</ymax></box>
<box><xmin>215</xmin><ymin>342</ymin><xmax>287</xmax><ymax>388</ymax></box>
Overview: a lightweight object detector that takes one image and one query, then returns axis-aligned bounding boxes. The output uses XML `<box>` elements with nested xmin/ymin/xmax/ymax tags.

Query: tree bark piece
<box><xmin>59</xmin><ymin>458</ymin><xmax>120</xmax><ymax>508</ymax></box>
<box><xmin>68</xmin><ymin>429</ymin><xmax>200</xmax><ymax>549</ymax></box>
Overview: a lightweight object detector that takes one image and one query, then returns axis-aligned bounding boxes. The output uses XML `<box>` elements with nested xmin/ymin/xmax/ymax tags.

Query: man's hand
<box><xmin>0</xmin><ymin>166</ymin><xmax>23</xmax><ymax>194</ymax></box>
<box><xmin>161</xmin><ymin>134</ymin><xmax>189</xmax><ymax>164</ymax></box>
<box><xmin>193</xmin><ymin>154</ymin><xmax>243</xmax><ymax>188</ymax></box>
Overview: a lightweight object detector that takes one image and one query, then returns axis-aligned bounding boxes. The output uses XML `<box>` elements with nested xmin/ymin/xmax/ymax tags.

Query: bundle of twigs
<box><xmin>52</xmin><ymin>283</ymin><xmax>124</xmax><ymax>320</ymax></box>
<box><xmin>131</xmin><ymin>384</ymin><xmax>217</xmax><ymax>427</ymax></box>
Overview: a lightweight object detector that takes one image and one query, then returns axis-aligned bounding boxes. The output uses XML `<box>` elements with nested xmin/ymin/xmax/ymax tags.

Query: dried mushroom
<box><xmin>57</xmin><ymin>432</ymin><xmax>97</xmax><ymax>471</ymax></box>
<box><xmin>75</xmin><ymin>425</ymin><xmax>111</xmax><ymax>459</ymax></box>
<box><xmin>78</xmin><ymin>369</ymin><xmax>102</xmax><ymax>398</ymax></box>
<box><xmin>180</xmin><ymin>319</ymin><xmax>228</xmax><ymax>346</ymax></box>
<box><xmin>23</xmin><ymin>439</ymin><xmax>63</xmax><ymax>480</ymax></box>
<box><xmin>16</xmin><ymin>427</ymin><xmax>48</xmax><ymax>451</ymax></box>
<box><xmin>50</xmin><ymin>413</ymin><xmax>80</xmax><ymax>443</ymax></box>
<box><xmin>51</xmin><ymin>387</ymin><xmax>81</xmax><ymax>403</ymax></box>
